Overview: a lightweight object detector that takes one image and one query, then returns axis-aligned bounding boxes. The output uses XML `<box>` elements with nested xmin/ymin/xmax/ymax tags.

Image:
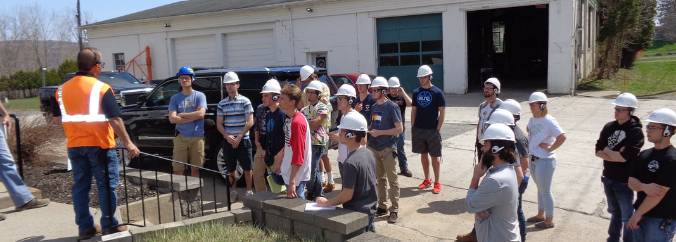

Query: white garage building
<box><xmin>85</xmin><ymin>0</ymin><xmax>597</xmax><ymax>94</ymax></box>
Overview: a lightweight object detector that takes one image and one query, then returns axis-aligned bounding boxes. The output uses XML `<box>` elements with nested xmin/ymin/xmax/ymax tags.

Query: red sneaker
<box><xmin>418</xmin><ymin>179</ymin><xmax>432</xmax><ymax>190</ymax></box>
<box><xmin>432</xmin><ymin>182</ymin><xmax>442</xmax><ymax>194</ymax></box>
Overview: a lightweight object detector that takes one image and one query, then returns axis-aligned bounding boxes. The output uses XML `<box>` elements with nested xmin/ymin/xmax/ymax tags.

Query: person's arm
<box><xmin>541</xmin><ymin>133</ymin><xmax>566</xmax><ymax>152</ymax></box>
<box><xmin>178</xmin><ymin>107</ymin><xmax>206</xmax><ymax>120</ymax></box>
<box><xmin>400</xmin><ymin>87</ymin><xmax>412</xmax><ymax>106</ymax></box>
<box><xmin>520</xmin><ymin>157</ymin><xmax>529</xmax><ymax>174</ymax></box>
<box><xmin>287</xmin><ymin>117</ymin><xmax>307</xmax><ymax>198</ymax></box>
<box><xmin>370</xmin><ymin>122</ymin><xmax>403</xmax><ymax>137</ymax></box>
<box><xmin>595</xmin><ymin>126</ymin><xmax>612</xmax><ymax>160</ymax></box>
<box><xmin>309</xmin><ymin>106</ymin><xmax>328</xmax><ymax>130</ymax></box>
<box><xmin>235</xmin><ymin>113</ymin><xmax>254</xmax><ymax>144</ymax></box>
<box><xmin>437</xmin><ymin>106</ymin><xmax>445</xmax><ymax>132</ymax></box>
<box><xmin>606</xmin><ymin>127</ymin><xmax>644</xmax><ymax>163</ymax></box>
<box><xmin>628</xmin><ymin>177</ymin><xmax>669</xmax><ymax>196</ymax></box>
<box><xmin>627</xmin><ymin>187</ymin><xmax>670</xmax><ymax>230</ymax></box>
<box><xmin>0</xmin><ymin>102</ymin><xmax>11</xmax><ymax>126</ymax></box>
<box><xmin>466</xmin><ymin>174</ymin><xmax>500</xmax><ymax>213</ymax></box>
<box><xmin>318</xmin><ymin>188</ymin><xmax>354</xmax><ymax>206</ymax></box>
<box><xmin>169</xmin><ymin>111</ymin><xmax>194</xmax><ymax>124</ymax></box>
<box><xmin>515</xmin><ymin>165</ymin><xmax>524</xmax><ymax>185</ymax></box>
<box><xmin>410</xmin><ymin>106</ymin><xmax>416</xmax><ymax>128</ymax></box>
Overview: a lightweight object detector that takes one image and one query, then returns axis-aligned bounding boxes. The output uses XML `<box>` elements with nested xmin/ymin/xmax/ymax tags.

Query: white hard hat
<box><xmin>646</xmin><ymin>108</ymin><xmax>676</xmax><ymax>127</ymax></box>
<box><xmin>260</xmin><ymin>79</ymin><xmax>281</xmax><ymax>94</ymax></box>
<box><xmin>388</xmin><ymin>77</ymin><xmax>401</xmax><ymax>88</ymax></box>
<box><xmin>612</xmin><ymin>93</ymin><xmax>638</xmax><ymax>108</ymax></box>
<box><xmin>417</xmin><ymin>65</ymin><xmax>433</xmax><ymax>78</ymax></box>
<box><xmin>337</xmin><ymin>111</ymin><xmax>368</xmax><ymax>132</ymax></box>
<box><xmin>481</xmin><ymin>123</ymin><xmax>516</xmax><ymax>142</ymax></box>
<box><xmin>355</xmin><ymin>74</ymin><xmax>371</xmax><ymax>85</ymax></box>
<box><xmin>484</xmin><ymin>78</ymin><xmax>501</xmax><ymax>94</ymax></box>
<box><xmin>300</xmin><ymin>65</ymin><xmax>315</xmax><ymax>81</ymax></box>
<box><xmin>371</xmin><ymin>76</ymin><xmax>389</xmax><ymax>88</ymax></box>
<box><xmin>486</xmin><ymin>109</ymin><xmax>515</xmax><ymax>126</ymax></box>
<box><xmin>223</xmin><ymin>71</ymin><xmax>240</xmax><ymax>84</ymax></box>
<box><xmin>305</xmin><ymin>80</ymin><xmax>324</xmax><ymax>92</ymax></box>
<box><xmin>336</xmin><ymin>84</ymin><xmax>357</xmax><ymax>98</ymax></box>
<box><xmin>501</xmin><ymin>99</ymin><xmax>522</xmax><ymax>116</ymax></box>
<box><xmin>528</xmin><ymin>91</ymin><xmax>548</xmax><ymax>103</ymax></box>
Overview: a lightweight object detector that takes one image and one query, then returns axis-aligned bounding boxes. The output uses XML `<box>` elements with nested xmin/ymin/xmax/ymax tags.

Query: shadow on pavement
<box><xmin>17</xmin><ymin>235</ymin><xmax>78</xmax><ymax>242</ymax></box>
<box><xmin>416</xmin><ymin>198</ymin><xmax>467</xmax><ymax>215</ymax></box>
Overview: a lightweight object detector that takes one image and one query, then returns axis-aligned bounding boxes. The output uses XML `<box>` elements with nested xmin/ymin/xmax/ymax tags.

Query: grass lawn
<box><xmin>579</xmin><ymin>43</ymin><xmax>676</xmax><ymax>96</ymax></box>
<box><xmin>3</xmin><ymin>97</ymin><xmax>40</xmax><ymax>111</ymax></box>
<box><xmin>141</xmin><ymin>223</ymin><xmax>315</xmax><ymax>242</ymax></box>
<box><xmin>643</xmin><ymin>40</ymin><xmax>676</xmax><ymax>57</ymax></box>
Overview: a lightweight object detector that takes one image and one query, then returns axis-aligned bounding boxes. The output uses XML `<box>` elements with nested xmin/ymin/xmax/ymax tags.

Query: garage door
<box><xmin>223</xmin><ymin>30</ymin><xmax>274</xmax><ymax>68</ymax></box>
<box><xmin>173</xmin><ymin>35</ymin><xmax>219</xmax><ymax>68</ymax></box>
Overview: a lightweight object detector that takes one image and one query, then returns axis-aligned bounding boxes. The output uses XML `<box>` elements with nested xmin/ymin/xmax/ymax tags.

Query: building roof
<box><xmin>88</xmin><ymin>0</ymin><xmax>305</xmax><ymax>26</ymax></box>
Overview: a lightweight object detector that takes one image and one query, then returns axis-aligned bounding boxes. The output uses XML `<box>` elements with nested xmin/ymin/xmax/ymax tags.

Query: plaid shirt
<box><xmin>217</xmin><ymin>94</ymin><xmax>254</xmax><ymax>138</ymax></box>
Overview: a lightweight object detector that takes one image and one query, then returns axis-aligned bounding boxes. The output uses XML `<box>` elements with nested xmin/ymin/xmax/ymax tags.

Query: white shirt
<box><xmin>281</xmin><ymin>114</ymin><xmax>312</xmax><ymax>185</ymax></box>
<box><xmin>527</xmin><ymin>115</ymin><xmax>565</xmax><ymax>158</ymax></box>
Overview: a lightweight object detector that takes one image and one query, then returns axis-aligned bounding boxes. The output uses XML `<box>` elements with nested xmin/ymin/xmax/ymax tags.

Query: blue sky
<box><xmin>1</xmin><ymin>0</ymin><xmax>182</xmax><ymax>24</ymax></box>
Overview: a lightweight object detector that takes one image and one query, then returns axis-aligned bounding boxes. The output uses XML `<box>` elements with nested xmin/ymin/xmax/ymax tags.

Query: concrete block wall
<box><xmin>242</xmin><ymin>192</ymin><xmax>399</xmax><ymax>242</ymax></box>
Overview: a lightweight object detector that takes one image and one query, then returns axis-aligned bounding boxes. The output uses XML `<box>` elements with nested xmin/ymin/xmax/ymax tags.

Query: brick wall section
<box><xmin>241</xmin><ymin>192</ymin><xmax>400</xmax><ymax>242</ymax></box>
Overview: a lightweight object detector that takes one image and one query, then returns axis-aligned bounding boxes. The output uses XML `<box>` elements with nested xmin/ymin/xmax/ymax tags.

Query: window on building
<box><xmin>377</xmin><ymin>40</ymin><xmax>443</xmax><ymax>67</ymax></box>
<box><xmin>492</xmin><ymin>21</ymin><xmax>505</xmax><ymax>53</ymax></box>
<box><xmin>113</xmin><ymin>53</ymin><xmax>125</xmax><ymax>71</ymax></box>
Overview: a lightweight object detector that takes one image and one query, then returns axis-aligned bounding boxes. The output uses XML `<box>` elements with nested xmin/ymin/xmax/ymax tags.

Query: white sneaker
<box><xmin>246</xmin><ymin>190</ymin><xmax>254</xmax><ymax>196</ymax></box>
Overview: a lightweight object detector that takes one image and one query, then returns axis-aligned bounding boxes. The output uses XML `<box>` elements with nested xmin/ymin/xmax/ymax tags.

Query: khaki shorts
<box><xmin>172</xmin><ymin>135</ymin><xmax>205</xmax><ymax>173</ymax></box>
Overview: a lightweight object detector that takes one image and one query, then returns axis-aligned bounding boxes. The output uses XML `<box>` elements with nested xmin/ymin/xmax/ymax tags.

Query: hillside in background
<box><xmin>0</xmin><ymin>40</ymin><xmax>79</xmax><ymax>76</ymax></box>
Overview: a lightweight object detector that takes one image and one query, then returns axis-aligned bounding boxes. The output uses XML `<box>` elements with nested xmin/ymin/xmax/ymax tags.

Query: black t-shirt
<box><xmin>412</xmin><ymin>85</ymin><xmax>445</xmax><ymax>130</ymax></box>
<box><xmin>355</xmin><ymin>93</ymin><xmax>375</xmax><ymax>125</ymax></box>
<box><xmin>629</xmin><ymin>145</ymin><xmax>676</xmax><ymax>219</ymax></box>
<box><xmin>342</xmin><ymin>147</ymin><xmax>378</xmax><ymax>216</ymax></box>
<box><xmin>595</xmin><ymin>117</ymin><xmax>644</xmax><ymax>182</ymax></box>
<box><xmin>254</xmin><ymin>104</ymin><xmax>270</xmax><ymax>147</ymax></box>
<box><xmin>388</xmin><ymin>94</ymin><xmax>406</xmax><ymax>124</ymax></box>
<box><xmin>263</xmin><ymin>108</ymin><xmax>286</xmax><ymax>166</ymax></box>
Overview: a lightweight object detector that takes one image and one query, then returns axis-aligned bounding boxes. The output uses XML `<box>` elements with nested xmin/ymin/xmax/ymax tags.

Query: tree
<box><xmin>656</xmin><ymin>0</ymin><xmax>676</xmax><ymax>40</ymax></box>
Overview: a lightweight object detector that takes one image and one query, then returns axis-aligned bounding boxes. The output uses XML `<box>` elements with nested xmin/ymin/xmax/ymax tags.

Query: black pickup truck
<box><xmin>39</xmin><ymin>71</ymin><xmax>154</xmax><ymax>117</ymax></box>
<box><xmin>120</xmin><ymin>66</ymin><xmax>332</xmax><ymax>178</ymax></box>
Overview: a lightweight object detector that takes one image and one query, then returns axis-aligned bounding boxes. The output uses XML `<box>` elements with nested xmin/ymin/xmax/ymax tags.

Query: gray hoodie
<box><xmin>466</xmin><ymin>163</ymin><xmax>520</xmax><ymax>242</ymax></box>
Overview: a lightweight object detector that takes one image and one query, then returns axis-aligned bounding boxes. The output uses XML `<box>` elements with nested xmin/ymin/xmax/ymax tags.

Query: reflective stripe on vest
<box><xmin>57</xmin><ymin>81</ymin><xmax>108</xmax><ymax>123</ymax></box>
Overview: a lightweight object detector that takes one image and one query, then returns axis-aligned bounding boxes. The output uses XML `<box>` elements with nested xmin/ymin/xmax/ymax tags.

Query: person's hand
<box><xmin>225</xmin><ymin>135</ymin><xmax>236</xmax><ymax>145</ymax></box>
<box><xmin>2</xmin><ymin>115</ymin><xmax>10</xmax><ymax>127</ymax></box>
<box><xmin>603</xmin><ymin>147</ymin><xmax>613</xmax><ymax>154</ymax></box>
<box><xmin>539</xmin><ymin>143</ymin><xmax>552</xmax><ymax>152</ymax></box>
<box><xmin>473</xmin><ymin>163</ymin><xmax>488</xmax><ymax>179</ymax></box>
<box><xmin>399</xmin><ymin>87</ymin><xmax>406</xmax><ymax>93</ymax></box>
<box><xmin>627</xmin><ymin>213</ymin><xmax>642</xmax><ymax>230</ymax></box>
<box><xmin>475</xmin><ymin>211</ymin><xmax>491</xmax><ymax>221</ymax></box>
<box><xmin>232</xmin><ymin>135</ymin><xmax>242</xmax><ymax>149</ymax></box>
<box><xmin>125</xmin><ymin>142</ymin><xmax>141</xmax><ymax>158</ymax></box>
<box><xmin>369</xmin><ymin>129</ymin><xmax>381</xmax><ymax>137</ymax></box>
<box><xmin>315</xmin><ymin>197</ymin><xmax>329</xmax><ymax>206</ymax></box>
<box><xmin>329</xmin><ymin>132</ymin><xmax>339</xmax><ymax>141</ymax></box>
<box><xmin>287</xmin><ymin>183</ymin><xmax>297</xmax><ymax>198</ymax></box>
<box><xmin>641</xmin><ymin>183</ymin><xmax>668</xmax><ymax>197</ymax></box>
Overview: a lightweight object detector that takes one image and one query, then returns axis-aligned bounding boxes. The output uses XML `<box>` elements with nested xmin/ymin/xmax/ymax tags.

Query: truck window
<box><xmin>192</xmin><ymin>76</ymin><xmax>222</xmax><ymax>104</ymax></box>
<box><xmin>147</xmin><ymin>80</ymin><xmax>180</xmax><ymax>106</ymax></box>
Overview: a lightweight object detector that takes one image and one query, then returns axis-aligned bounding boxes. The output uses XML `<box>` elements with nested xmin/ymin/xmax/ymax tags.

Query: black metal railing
<box><xmin>107</xmin><ymin>148</ymin><xmax>231</xmax><ymax>228</ymax></box>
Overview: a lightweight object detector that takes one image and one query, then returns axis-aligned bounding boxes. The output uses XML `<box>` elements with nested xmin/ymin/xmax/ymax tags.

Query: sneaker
<box><xmin>534</xmin><ymin>221</ymin><xmax>555</xmax><ymax>229</ymax></box>
<box><xmin>77</xmin><ymin>224</ymin><xmax>102</xmax><ymax>241</ymax></box>
<box><xmin>376</xmin><ymin>207</ymin><xmax>388</xmax><ymax>217</ymax></box>
<box><xmin>399</xmin><ymin>169</ymin><xmax>413</xmax><ymax>177</ymax></box>
<box><xmin>323</xmin><ymin>183</ymin><xmax>335</xmax><ymax>193</ymax></box>
<box><xmin>246</xmin><ymin>190</ymin><xmax>254</xmax><ymax>196</ymax></box>
<box><xmin>102</xmin><ymin>225</ymin><xmax>128</xmax><ymax>235</ymax></box>
<box><xmin>0</xmin><ymin>213</ymin><xmax>5</xmax><ymax>221</ymax></box>
<box><xmin>456</xmin><ymin>230</ymin><xmax>477</xmax><ymax>242</ymax></box>
<box><xmin>526</xmin><ymin>216</ymin><xmax>545</xmax><ymax>223</ymax></box>
<box><xmin>418</xmin><ymin>179</ymin><xmax>432</xmax><ymax>190</ymax></box>
<box><xmin>387</xmin><ymin>212</ymin><xmax>398</xmax><ymax>224</ymax></box>
<box><xmin>17</xmin><ymin>198</ymin><xmax>50</xmax><ymax>211</ymax></box>
<box><xmin>432</xmin><ymin>182</ymin><xmax>442</xmax><ymax>194</ymax></box>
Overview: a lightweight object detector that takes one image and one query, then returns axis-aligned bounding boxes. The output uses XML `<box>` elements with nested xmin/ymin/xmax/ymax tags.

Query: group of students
<box><xmin>168</xmin><ymin>63</ymin><xmax>676</xmax><ymax>241</ymax></box>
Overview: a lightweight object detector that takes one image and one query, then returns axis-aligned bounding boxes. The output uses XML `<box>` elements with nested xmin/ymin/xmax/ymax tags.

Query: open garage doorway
<box><xmin>467</xmin><ymin>4</ymin><xmax>548</xmax><ymax>90</ymax></box>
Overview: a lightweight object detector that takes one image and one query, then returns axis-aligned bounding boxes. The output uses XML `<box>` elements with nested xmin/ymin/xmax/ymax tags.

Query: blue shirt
<box><xmin>412</xmin><ymin>85</ymin><xmax>445</xmax><ymax>130</ymax></box>
<box><xmin>217</xmin><ymin>94</ymin><xmax>254</xmax><ymax>138</ymax></box>
<box><xmin>168</xmin><ymin>90</ymin><xmax>207</xmax><ymax>137</ymax></box>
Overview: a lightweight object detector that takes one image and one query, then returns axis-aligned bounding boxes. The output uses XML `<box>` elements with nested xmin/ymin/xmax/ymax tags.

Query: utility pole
<box><xmin>76</xmin><ymin>0</ymin><xmax>83</xmax><ymax>50</ymax></box>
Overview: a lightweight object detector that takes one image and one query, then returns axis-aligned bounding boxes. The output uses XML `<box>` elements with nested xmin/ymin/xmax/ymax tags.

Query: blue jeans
<box><xmin>307</xmin><ymin>145</ymin><xmax>325</xmax><ymax>200</ymax></box>
<box><xmin>294</xmin><ymin>181</ymin><xmax>307</xmax><ymax>200</ymax></box>
<box><xmin>518</xmin><ymin>176</ymin><xmax>529</xmax><ymax>242</ymax></box>
<box><xmin>69</xmin><ymin>147</ymin><xmax>120</xmax><ymax>233</ymax></box>
<box><xmin>396</xmin><ymin>132</ymin><xmax>408</xmax><ymax>172</ymax></box>
<box><xmin>0</xmin><ymin>127</ymin><xmax>33</xmax><ymax>207</ymax></box>
<box><xmin>531</xmin><ymin>157</ymin><xmax>556</xmax><ymax>217</ymax></box>
<box><xmin>632</xmin><ymin>217</ymin><xmax>675</xmax><ymax>242</ymax></box>
<box><xmin>602</xmin><ymin>177</ymin><xmax>634</xmax><ymax>242</ymax></box>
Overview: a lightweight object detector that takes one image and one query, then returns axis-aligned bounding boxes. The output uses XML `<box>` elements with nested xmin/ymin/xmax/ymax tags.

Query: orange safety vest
<box><xmin>56</xmin><ymin>75</ymin><xmax>116</xmax><ymax>149</ymax></box>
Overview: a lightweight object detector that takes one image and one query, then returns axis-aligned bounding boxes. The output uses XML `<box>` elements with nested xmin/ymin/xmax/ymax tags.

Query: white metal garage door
<box><xmin>173</xmin><ymin>35</ymin><xmax>219</xmax><ymax>69</ymax></box>
<box><xmin>223</xmin><ymin>30</ymin><xmax>274</xmax><ymax>68</ymax></box>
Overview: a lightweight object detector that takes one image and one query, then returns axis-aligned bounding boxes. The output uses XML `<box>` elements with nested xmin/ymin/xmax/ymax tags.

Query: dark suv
<box><xmin>120</xmin><ymin>66</ymin><xmax>328</xmax><ymax>177</ymax></box>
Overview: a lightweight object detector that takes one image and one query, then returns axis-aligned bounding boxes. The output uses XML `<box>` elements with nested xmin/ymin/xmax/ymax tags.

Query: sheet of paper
<box><xmin>305</xmin><ymin>202</ymin><xmax>336</xmax><ymax>211</ymax></box>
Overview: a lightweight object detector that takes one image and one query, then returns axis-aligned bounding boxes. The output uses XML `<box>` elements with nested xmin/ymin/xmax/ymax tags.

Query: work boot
<box><xmin>399</xmin><ymin>169</ymin><xmax>413</xmax><ymax>177</ymax></box>
<box><xmin>387</xmin><ymin>212</ymin><xmax>398</xmax><ymax>224</ymax></box>
<box><xmin>77</xmin><ymin>224</ymin><xmax>101</xmax><ymax>241</ymax></box>
<box><xmin>323</xmin><ymin>183</ymin><xmax>335</xmax><ymax>193</ymax></box>
<box><xmin>456</xmin><ymin>230</ymin><xmax>477</xmax><ymax>242</ymax></box>
<box><xmin>17</xmin><ymin>198</ymin><xmax>50</xmax><ymax>211</ymax></box>
<box><xmin>376</xmin><ymin>207</ymin><xmax>388</xmax><ymax>217</ymax></box>
<box><xmin>103</xmin><ymin>225</ymin><xmax>128</xmax><ymax>235</ymax></box>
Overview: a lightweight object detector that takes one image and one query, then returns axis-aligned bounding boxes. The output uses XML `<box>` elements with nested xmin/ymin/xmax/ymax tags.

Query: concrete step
<box><xmin>0</xmin><ymin>183</ymin><xmax>42</xmax><ymax>210</ymax></box>
<box><xmin>122</xmin><ymin>168</ymin><xmax>202</xmax><ymax>193</ymax></box>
